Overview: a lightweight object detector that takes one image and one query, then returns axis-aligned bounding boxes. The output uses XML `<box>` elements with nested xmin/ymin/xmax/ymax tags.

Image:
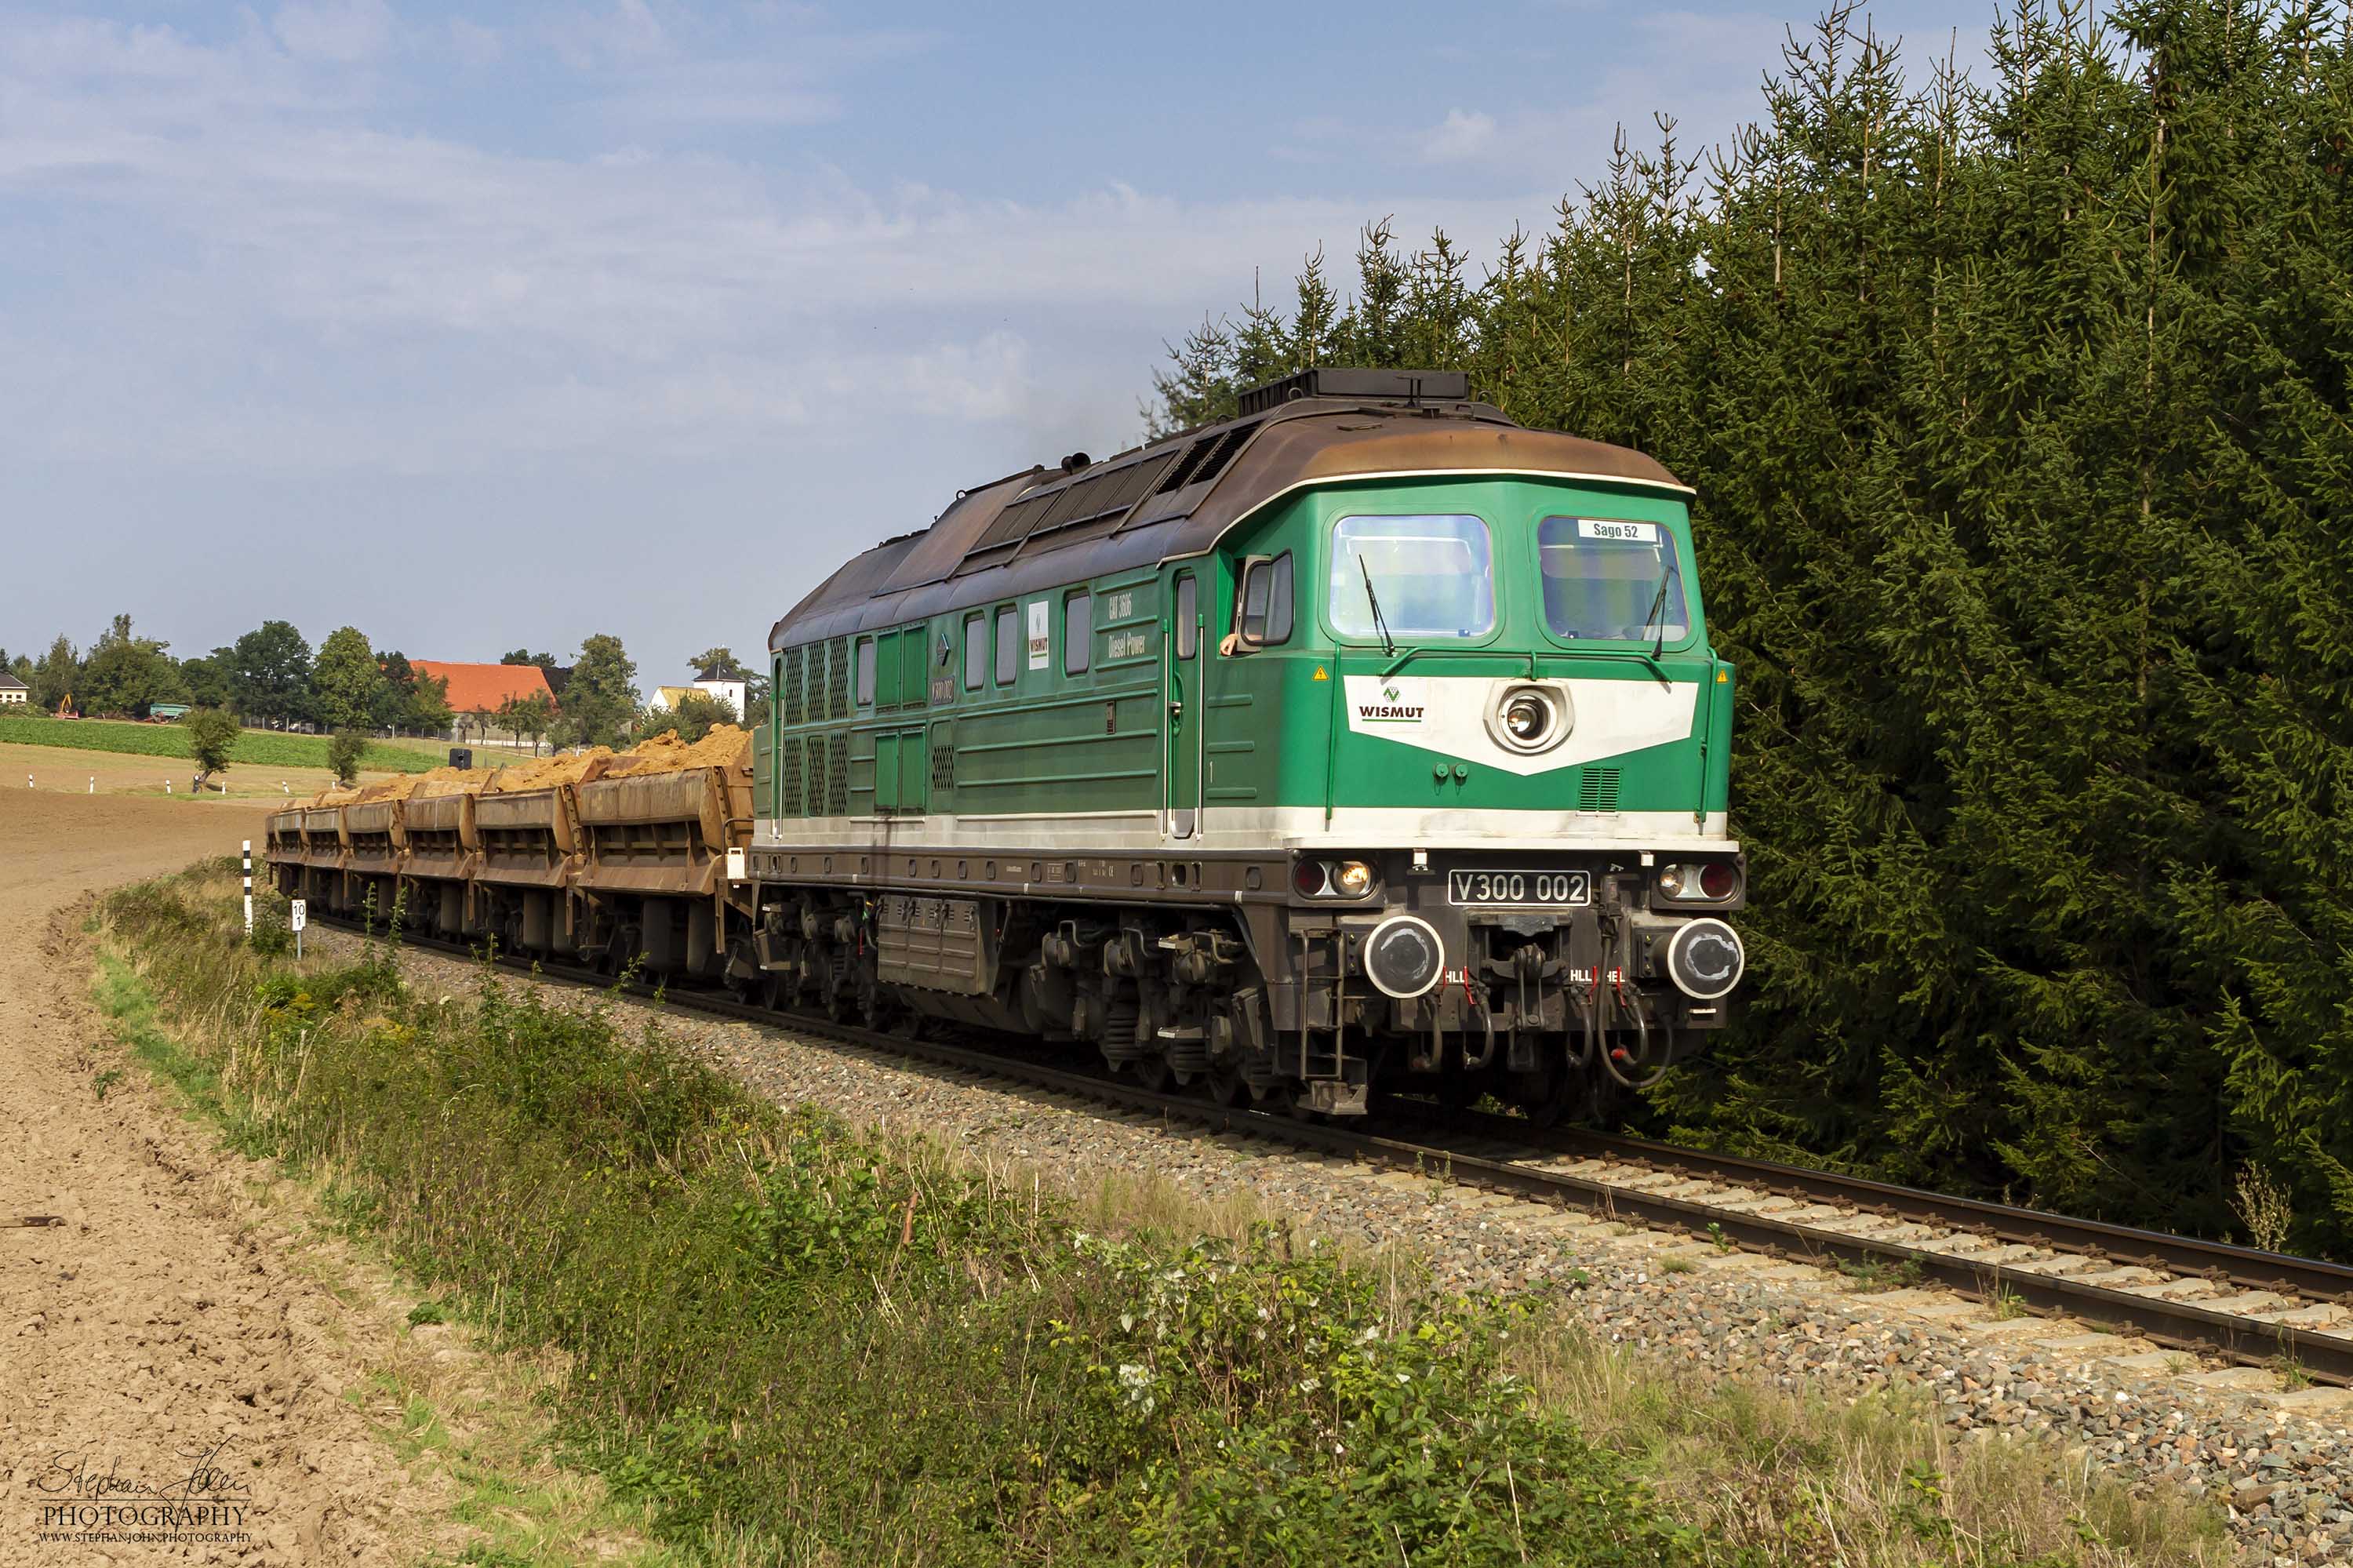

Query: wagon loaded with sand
<box><xmin>262</xmin><ymin>728</ymin><xmax>758</xmax><ymax>974</ymax></box>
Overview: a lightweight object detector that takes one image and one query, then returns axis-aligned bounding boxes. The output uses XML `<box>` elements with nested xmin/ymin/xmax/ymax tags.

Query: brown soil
<box><xmin>0</xmin><ymin>791</ymin><xmax>442</xmax><ymax>1564</ymax></box>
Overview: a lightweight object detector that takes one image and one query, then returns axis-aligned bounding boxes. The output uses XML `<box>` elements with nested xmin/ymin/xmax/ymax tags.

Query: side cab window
<box><xmin>1234</xmin><ymin>551</ymin><xmax>1295</xmax><ymax>648</ymax></box>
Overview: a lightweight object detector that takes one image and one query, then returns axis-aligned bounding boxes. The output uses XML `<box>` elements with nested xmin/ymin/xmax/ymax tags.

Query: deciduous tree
<box><xmin>313</xmin><ymin>626</ymin><xmax>386</xmax><ymax>732</ymax></box>
<box><xmin>185</xmin><ymin>708</ymin><xmax>238</xmax><ymax>790</ymax></box>
<box><xmin>231</xmin><ymin>620</ymin><xmax>313</xmax><ymax>725</ymax></box>
<box><xmin>558</xmin><ymin>634</ymin><xmax>637</xmax><ymax>748</ymax></box>
<box><xmin>79</xmin><ymin>614</ymin><xmax>187</xmax><ymax>718</ymax></box>
<box><xmin>638</xmin><ymin>689</ymin><xmax>736</xmax><ymax>744</ymax></box>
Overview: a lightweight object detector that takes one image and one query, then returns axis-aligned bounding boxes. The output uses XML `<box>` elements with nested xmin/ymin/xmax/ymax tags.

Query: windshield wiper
<box><xmin>1617</xmin><ymin>564</ymin><xmax>1675</xmax><ymax>688</ymax></box>
<box><xmin>1642</xmin><ymin>567</ymin><xmax>1676</xmax><ymax>659</ymax></box>
<box><xmin>1358</xmin><ymin>555</ymin><xmax>1397</xmax><ymax>660</ymax></box>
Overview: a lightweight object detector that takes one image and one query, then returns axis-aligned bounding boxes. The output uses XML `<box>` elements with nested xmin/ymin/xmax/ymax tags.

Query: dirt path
<box><xmin>0</xmin><ymin>792</ymin><xmax>426</xmax><ymax>1565</ymax></box>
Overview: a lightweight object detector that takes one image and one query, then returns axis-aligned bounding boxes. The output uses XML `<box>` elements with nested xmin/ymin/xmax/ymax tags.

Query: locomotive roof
<box><xmin>769</xmin><ymin>372</ymin><xmax>1689</xmax><ymax>649</ymax></box>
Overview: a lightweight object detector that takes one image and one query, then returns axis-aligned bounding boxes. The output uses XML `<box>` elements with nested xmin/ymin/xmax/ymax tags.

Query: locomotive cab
<box><xmin>1180</xmin><ymin>464</ymin><xmax>1742</xmax><ymax>1119</ymax></box>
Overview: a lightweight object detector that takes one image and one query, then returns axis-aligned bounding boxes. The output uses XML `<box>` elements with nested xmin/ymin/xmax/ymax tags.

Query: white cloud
<box><xmin>1423</xmin><ymin>108</ymin><xmax>1497</xmax><ymax>164</ymax></box>
<box><xmin>0</xmin><ymin>10</ymin><xmax>1556</xmax><ymax>503</ymax></box>
<box><xmin>272</xmin><ymin>0</ymin><xmax>396</xmax><ymax>64</ymax></box>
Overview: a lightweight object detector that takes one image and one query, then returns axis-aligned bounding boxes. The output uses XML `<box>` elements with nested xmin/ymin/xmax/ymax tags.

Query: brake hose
<box><xmin>1459</xmin><ymin>976</ymin><xmax>1497</xmax><ymax>1071</ymax></box>
<box><xmin>1600</xmin><ymin>971</ymin><xmax>1673</xmax><ymax>1090</ymax></box>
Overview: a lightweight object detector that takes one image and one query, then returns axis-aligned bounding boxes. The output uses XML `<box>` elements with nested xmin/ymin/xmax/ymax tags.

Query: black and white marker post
<box><xmin>242</xmin><ymin>840</ymin><xmax>253</xmax><ymax>940</ymax></box>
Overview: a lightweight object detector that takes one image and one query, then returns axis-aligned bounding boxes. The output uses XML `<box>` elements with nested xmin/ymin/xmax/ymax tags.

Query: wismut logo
<box><xmin>1355</xmin><ymin>679</ymin><xmax>1427</xmax><ymax>723</ymax></box>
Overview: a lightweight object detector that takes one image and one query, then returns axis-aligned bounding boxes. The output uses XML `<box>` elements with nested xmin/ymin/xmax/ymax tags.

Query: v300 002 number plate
<box><xmin>1446</xmin><ymin>869</ymin><xmax>1591</xmax><ymax>908</ymax></box>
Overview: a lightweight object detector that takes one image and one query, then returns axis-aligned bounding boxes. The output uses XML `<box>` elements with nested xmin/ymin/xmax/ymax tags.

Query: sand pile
<box><xmin>360</xmin><ymin>766</ymin><xmax>496</xmax><ymax>804</ymax></box>
<box><xmin>485</xmin><ymin>748</ymin><xmax>616</xmax><ymax>793</ymax></box>
<box><xmin>301</xmin><ymin>764</ymin><xmax>495</xmax><ymax>809</ymax></box>
<box><xmin>299</xmin><ymin>729</ymin><xmax>751</xmax><ymax>807</ymax></box>
<box><xmin>608</xmin><ymin>725</ymin><xmax>753</xmax><ymax>777</ymax></box>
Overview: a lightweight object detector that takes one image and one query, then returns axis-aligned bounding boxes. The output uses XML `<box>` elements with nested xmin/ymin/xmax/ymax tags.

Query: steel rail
<box><xmin>1512</xmin><ymin>1119</ymin><xmax>2353</xmax><ymax>1305</ymax></box>
<box><xmin>310</xmin><ymin>911</ymin><xmax>2353</xmax><ymax>1385</ymax></box>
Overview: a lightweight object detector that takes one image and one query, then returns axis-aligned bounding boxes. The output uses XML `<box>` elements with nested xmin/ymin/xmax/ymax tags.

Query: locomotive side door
<box><xmin>1167</xmin><ymin>571</ymin><xmax>1202</xmax><ymax>839</ymax></box>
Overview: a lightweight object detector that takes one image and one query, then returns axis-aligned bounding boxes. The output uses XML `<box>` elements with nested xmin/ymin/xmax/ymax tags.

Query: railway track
<box><xmin>318</xmin><ymin>911</ymin><xmax>2353</xmax><ymax>1388</ymax></box>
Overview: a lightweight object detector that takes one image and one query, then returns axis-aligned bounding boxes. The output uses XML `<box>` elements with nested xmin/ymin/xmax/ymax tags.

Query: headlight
<box><xmin>1293</xmin><ymin>860</ymin><xmax>1328</xmax><ymax>897</ymax></box>
<box><xmin>1333</xmin><ymin>860</ymin><xmax>1374</xmax><ymax>897</ymax></box>
<box><xmin>1486</xmin><ymin>682</ymin><xmax>1569</xmax><ymax>755</ymax></box>
<box><xmin>1504</xmin><ymin>693</ymin><xmax>1548</xmax><ymax>743</ymax></box>
<box><xmin>1657</xmin><ymin>864</ymin><xmax>1686</xmax><ymax>897</ymax></box>
<box><xmin>1698</xmin><ymin>862</ymin><xmax>1737</xmax><ymax>900</ymax></box>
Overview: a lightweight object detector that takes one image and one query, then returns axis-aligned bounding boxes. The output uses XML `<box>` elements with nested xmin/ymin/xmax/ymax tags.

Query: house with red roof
<box><xmin>411</xmin><ymin>661</ymin><xmax>558</xmax><ymax>741</ymax></box>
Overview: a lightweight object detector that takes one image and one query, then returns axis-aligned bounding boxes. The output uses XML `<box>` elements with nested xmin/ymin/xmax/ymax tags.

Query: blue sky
<box><xmin>0</xmin><ymin>0</ymin><xmax>1991</xmax><ymax>691</ymax></box>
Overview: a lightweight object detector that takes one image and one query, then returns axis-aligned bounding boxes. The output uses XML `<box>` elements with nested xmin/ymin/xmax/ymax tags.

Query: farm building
<box><xmin>0</xmin><ymin>671</ymin><xmax>26</xmax><ymax>706</ymax></box>
<box><xmin>411</xmin><ymin>660</ymin><xmax>558</xmax><ymax>744</ymax></box>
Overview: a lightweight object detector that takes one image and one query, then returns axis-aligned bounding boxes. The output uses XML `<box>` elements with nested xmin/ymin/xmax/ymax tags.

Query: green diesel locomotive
<box><xmin>745</xmin><ymin>368</ymin><xmax>1744</xmax><ymax>1120</ymax></box>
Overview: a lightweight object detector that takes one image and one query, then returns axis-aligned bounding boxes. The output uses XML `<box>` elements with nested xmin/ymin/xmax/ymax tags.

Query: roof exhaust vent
<box><xmin>1060</xmin><ymin>451</ymin><xmax>1092</xmax><ymax>474</ymax></box>
<box><xmin>1236</xmin><ymin>366</ymin><xmax>1471</xmax><ymax>417</ymax></box>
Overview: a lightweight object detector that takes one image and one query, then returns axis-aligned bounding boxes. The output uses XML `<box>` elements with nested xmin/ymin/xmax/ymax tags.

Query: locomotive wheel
<box><xmin>1132</xmin><ymin>1054</ymin><xmax>1173</xmax><ymax>1093</ymax></box>
<box><xmin>1206</xmin><ymin>1061</ymin><xmax>1249</xmax><ymax>1108</ymax></box>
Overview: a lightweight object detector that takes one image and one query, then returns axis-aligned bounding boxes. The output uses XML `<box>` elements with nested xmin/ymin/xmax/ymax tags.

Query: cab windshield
<box><xmin>1328</xmin><ymin>515</ymin><xmax>1496</xmax><ymax>641</ymax></box>
<box><xmin>1538</xmin><ymin>515</ymin><xmax>1692</xmax><ymax>642</ymax></box>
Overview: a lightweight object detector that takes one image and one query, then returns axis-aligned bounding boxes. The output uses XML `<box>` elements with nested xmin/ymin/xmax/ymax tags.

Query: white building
<box><xmin>0</xmin><ymin>671</ymin><xmax>27</xmax><ymax>706</ymax></box>
<box><xmin>648</xmin><ymin>678</ymin><xmax>747</xmax><ymax>716</ymax></box>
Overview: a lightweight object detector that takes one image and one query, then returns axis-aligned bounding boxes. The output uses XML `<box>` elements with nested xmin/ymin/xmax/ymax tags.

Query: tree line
<box><xmin>1150</xmin><ymin>0</ymin><xmax>2353</xmax><ymax>1257</ymax></box>
<box><xmin>2</xmin><ymin>617</ymin><xmax>453</xmax><ymax>733</ymax></box>
<box><xmin>2</xmin><ymin>620</ymin><xmax>770</xmax><ymax>758</ymax></box>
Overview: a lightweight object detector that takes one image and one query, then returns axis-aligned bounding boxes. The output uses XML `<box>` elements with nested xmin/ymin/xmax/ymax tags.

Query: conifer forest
<box><xmin>1151</xmin><ymin>0</ymin><xmax>2353</xmax><ymax>1257</ymax></box>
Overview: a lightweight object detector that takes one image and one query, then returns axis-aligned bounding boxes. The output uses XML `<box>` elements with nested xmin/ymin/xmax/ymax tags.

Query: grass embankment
<box><xmin>98</xmin><ymin>867</ymin><xmax>2229</xmax><ymax>1567</ymax></box>
<box><xmin>0</xmin><ymin>713</ymin><xmax>438</xmax><ymax>773</ymax></box>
